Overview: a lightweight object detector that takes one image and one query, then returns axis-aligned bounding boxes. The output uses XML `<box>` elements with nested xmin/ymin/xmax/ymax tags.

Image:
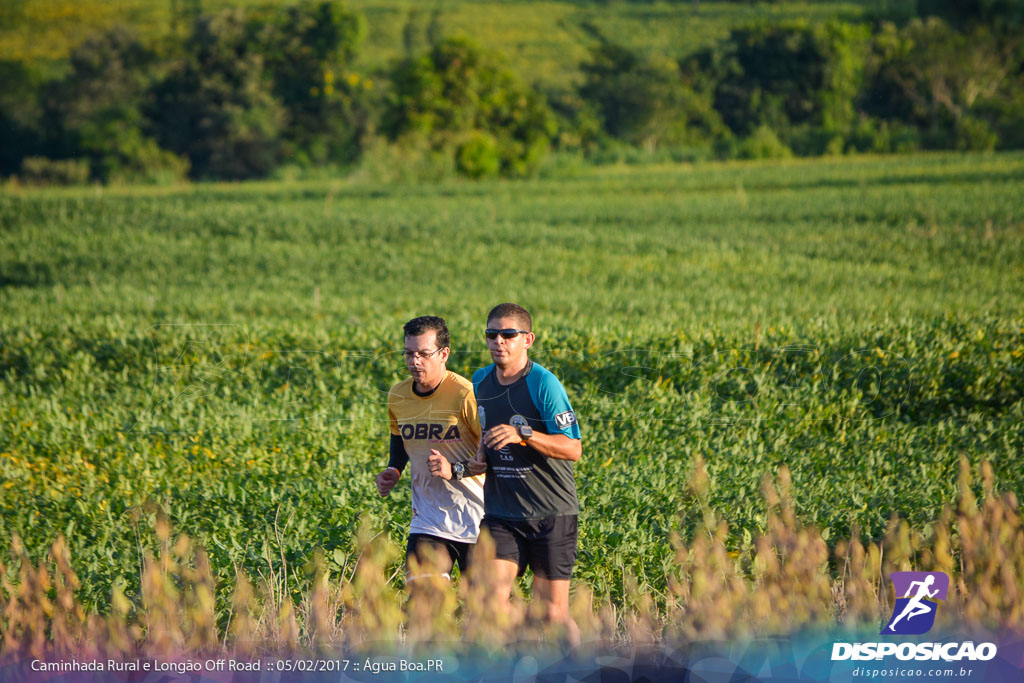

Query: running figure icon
<box><xmin>887</xmin><ymin>575</ymin><xmax>939</xmax><ymax>631</ymax></box>
<box><xmin>882</xmin><ymin>571</ymin><xmax>949</xmax><ymax>635</ymax></box>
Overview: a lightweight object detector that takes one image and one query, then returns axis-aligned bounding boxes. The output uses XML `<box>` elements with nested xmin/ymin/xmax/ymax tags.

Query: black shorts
<box><xmin>479</xmin><ymin>515</ymin><xmax>578</xmax><ymax>580</ymax></box>
<box><xmin>406</xmin><ymin>533</ymin><xmax>473</xmax><ymax>578</ymax></box>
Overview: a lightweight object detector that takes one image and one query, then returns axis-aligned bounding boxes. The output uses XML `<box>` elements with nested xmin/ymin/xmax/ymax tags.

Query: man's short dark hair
<box><xmin>404</xmin><ymin>316</ymin><xmax>450</xmax><ymax>348</ymax></box>
<box><xmin>486</xmin><ymin>303</ymin><xmax>532</xmax><ymax>332</ymax></box>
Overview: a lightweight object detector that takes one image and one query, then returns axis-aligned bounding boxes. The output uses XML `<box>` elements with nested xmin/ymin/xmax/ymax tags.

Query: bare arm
<box><xmin>523</xmin><ymin>431</ymin><xmax>581</xmax><ymax>462</ymax></box>
<box><xmin>482</xmin><ymin>425</ymin><xmax>582</xmax><ymax>462</ymax></box>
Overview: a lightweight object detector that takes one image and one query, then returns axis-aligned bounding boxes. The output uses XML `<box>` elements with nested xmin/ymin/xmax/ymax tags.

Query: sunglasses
<box><xmin>485</xmin><ymin>328</ymin><xmax>530</xmax><ymax>340</ymax></box>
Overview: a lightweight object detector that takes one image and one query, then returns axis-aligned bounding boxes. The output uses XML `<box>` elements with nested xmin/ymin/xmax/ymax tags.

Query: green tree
<box><xmin>862</xmin><ymin>18</ymin><xmax>1014</xmax><ymax>149</ymax></box>
<box><xmin>703</xmin><ymin>21</ymin><xmax>869</xmax><ymax>141</ymax></box>
<box><xmin>543</xmin><ymin>88</ymin><xmax>603</xmax><ymax>153</ymax></box>
<box><xmin>149</xmin><ymin>9</ymin><xmax>286</xmax><ymax>180</ymax></box>
<box><xmin>384</xmin><ymin>37</ymin><xmax>555</xmax><ymax>177</ymax></box>
<box><xmin>0</xmin><ymin>60</ymin><xmax>45</xmax><ymax>176</ymax></box>
<box><xmin>252</xmin><ymin>1</ymin><xmax>369</xmax><ymax>165</ymax></box>
<box><xmin>41</xmin><ymin>27</ymin><xmax>188</xmax><ymax>183</ymax></box>
<box><xmin>580</xmin><ymin>43</ymin><xmax>725</xmax><ymax>151</ymax></box>
<box><xmin>917</xmin><ymin>0</ymin><xmax>1024</xmax><ymax>35</ymax></box>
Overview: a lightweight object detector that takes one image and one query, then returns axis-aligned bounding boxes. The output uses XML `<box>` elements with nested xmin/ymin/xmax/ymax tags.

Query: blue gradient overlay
<box><xmin>3</xmin><ymin>629</ymin><xmax>1023</xmax><ymax>683</ymax></box>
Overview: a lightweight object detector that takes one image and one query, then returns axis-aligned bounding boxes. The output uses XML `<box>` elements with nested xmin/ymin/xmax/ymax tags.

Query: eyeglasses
<box><xmin>403</xmin><ymin>348</ymin><xmax>446</xmax><ymax>361</ymax></box>
<box><xmin>485</xmin><ymin>328</ymin><xmax>531</xmax><ymax>340</ymax></box>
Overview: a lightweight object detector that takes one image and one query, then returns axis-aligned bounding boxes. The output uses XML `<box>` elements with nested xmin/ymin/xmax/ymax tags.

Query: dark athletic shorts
<box><xmin>479</xmin><ymin>514</ymin><xmax>578</xmax><ymax>580</ymax></box>
<box><xmin>406</xmin><ymin>533</ymin><xmax>473</xmax><ymax>578</ymax></box>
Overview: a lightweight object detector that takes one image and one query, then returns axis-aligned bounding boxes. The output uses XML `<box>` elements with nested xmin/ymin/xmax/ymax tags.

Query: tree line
<box><xmin>1</xmin><ymin>0</ymin><xmax>1021</xmax><ymax>184</ymax></box>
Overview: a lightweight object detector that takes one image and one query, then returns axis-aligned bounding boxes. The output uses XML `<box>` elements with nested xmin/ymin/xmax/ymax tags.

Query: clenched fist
<box><xmin>376</xmin><ymin>466</ymin><xmax>401</xmax><ymax>496</ymax></box>
<box><xmin>467</xmin><ymin>449</ymin><xmax>487</xmax><ymax>476</ymax></box>
<box><xmin>427</xmin><ymin>449</ymin><xmax>452</xmax><ymax>480</ymax></box>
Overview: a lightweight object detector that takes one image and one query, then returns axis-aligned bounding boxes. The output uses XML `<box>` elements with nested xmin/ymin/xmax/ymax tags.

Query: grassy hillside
<box><xmin>0</xmin><ymin>0</ymin><xmax>868</xmax><ymax>88</ymax></box>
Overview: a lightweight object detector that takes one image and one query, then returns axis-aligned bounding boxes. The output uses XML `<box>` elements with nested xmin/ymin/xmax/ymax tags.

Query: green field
<box><xmin>2</xmin><ymin>152</ymin><xmax>1023</xmax><ymax>616</ymax></box>
<box><xmin>0</xmin><ymin>0</ymin><xmax>867</xmax><ymax>88</ymax></box>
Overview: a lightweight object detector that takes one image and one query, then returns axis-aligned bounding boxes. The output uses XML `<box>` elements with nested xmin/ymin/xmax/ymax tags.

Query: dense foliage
<box><xmin>580</xmin><ymin>43</ymin><xmax>725</xmax><ymax>151</ymax></box>
<box><xmin>0</xmin><ymin>0</ymin><xmax>1022</xmax><ymax>181</ymax></box>
<box><xmin>384</xmin><ymin>38</ymin><xmax>556</xmax><ymax>178</ymax></box>
<box><xmin>149</xmin><ymin>10</ymin><xmax>287</xmax><ymax>180</ymax></box>
<box><xmin>2</xmin><ymin>2</ymin><xmax>369</xmax><ymax>183</ymax></box>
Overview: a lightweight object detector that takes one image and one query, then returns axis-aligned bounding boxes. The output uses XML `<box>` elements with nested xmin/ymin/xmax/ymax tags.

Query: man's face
<box><xmin>486</xmin><ymin>316</ymin><xmax>534</xmax><ymax>367</ymax></box>
<box><xmin>405</xmin><ymin>330</ymin><xmax>449</xmax><ymax>388</ymax></box>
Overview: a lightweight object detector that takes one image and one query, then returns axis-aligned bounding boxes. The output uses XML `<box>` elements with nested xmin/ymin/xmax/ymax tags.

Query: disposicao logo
<box><xmin>882</xmin><ymin>571</ymin><xmax>949</xmax><ymax>635</ymax></box>
<box><xmin>831</xmin><ymin>570</ymin><xmax>998</xmax><ymax>663</ymax></box>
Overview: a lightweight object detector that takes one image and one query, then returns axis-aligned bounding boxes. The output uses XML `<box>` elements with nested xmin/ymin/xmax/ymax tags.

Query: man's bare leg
<box><xmin>490</xmin><ymin>558</ymin><xmax>520</xmax><ymax>606</ymax></box>
<box><xmin>533</xmin><ymin>576</ymin><xmax>581</xmax><ymax>649</ymax></box>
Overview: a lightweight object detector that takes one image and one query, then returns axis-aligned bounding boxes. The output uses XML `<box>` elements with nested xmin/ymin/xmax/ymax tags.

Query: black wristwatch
<box><xmin>517</xmin><ymin>424</ymin><xmax>533</xmax><ymax>441</ymax></box>
<box><xmin>452</xmin><ymin>462</ymin><xmax>467</xmax><ymax>480</ymax></box>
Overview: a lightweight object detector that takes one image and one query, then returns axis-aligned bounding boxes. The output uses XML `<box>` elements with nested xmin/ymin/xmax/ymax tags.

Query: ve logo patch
<box><xmin>554</xmin><ymin>410</ymin><xmax>577</xmax><ymax>430</ymax></box>
<box><xmin>882</xmin><ymin>571</ymin><xmax>949</xmax><ymax>635</ymax></box>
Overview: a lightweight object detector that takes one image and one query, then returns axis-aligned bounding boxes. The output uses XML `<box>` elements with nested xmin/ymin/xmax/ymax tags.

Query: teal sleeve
<box><xmin>526</xmin><ymin>367</ymin><xmax>581</xmax><ymax>439</ymax></box>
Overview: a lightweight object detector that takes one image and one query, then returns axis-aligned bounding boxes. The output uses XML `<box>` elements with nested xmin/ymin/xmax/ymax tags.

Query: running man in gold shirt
<box><xmin>376</xmin><ymin>316</ymin><xmax>485</xmax><ymax>579</ymax></box>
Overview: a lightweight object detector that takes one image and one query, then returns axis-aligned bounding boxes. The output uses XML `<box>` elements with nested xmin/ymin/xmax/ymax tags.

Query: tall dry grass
<box><xmin>1</xmin><ymin>457</ymin><xmax>1020</xmax><ymax>661</ymax></box>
